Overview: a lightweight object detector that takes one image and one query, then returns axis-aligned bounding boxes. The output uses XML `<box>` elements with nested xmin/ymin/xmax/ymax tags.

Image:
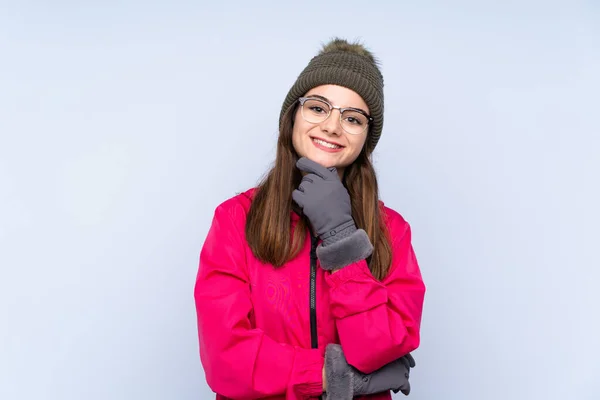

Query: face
<box><xmin>292</xmin><ymin>85</ymin><xmax>369</xmax><ymax>177</ymax></box>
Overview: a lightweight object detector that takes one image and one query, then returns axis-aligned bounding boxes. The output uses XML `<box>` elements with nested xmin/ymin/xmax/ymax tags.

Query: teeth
<box><xmin>313</xmin><ymin>138</ymin><xmax>341</xmax><ymax>149</ymax></box>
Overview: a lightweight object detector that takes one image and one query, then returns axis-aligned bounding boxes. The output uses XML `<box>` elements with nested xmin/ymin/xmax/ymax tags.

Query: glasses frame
<box><xmin>297</xmin><ymin>96</ymin><xmax>373</xmax><ymax>135</ymax></box>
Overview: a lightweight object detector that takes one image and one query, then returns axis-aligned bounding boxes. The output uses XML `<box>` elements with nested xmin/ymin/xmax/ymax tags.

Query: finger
<box><xmin>405</xmin><ymin>353</ymin><xmax>416</xmax><ymax>368</ymax></box>
<box><xmin>399</xmin><ymin>357</ymin><xmax>410</xmax><ymax>369</ymax></box>
<box><xmin>298</xmin><ymin>181</ymin><xmax>310</xmax><ymax>193</ymax></box>
<box><xmin>301</xmin><ymin>174</ymin><xmax>315</xmax><ymax>184</ymax></box>
<box><xmin>401</xmin><ymin>381</ymin><xmax>411</xmax><ymax>396</ymax></box>
<box><xmin>292</xmin><ymin>189</ymin><xmax>305</xmax><ymax>207</ymax></box>
<box><xmin>296</xmin><ymin>157</ymin><xmax>336</xmax><ymax>180</ymax></box>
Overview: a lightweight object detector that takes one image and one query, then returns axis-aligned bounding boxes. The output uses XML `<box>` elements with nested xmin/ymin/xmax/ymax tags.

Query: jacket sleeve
<box><xmin>324</xmin><ymin>218</ymin><xmax>425</xmax><ymax>374</ymax></box>
<box><xmin>195</xmin><ymin>203</ymin><xmax>324</xmax><ymax>399</ymax></box>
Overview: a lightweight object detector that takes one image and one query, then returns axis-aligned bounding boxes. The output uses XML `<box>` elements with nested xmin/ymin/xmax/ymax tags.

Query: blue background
<box><xmin>1</xmin><ymin>1</ymin><xmax>598</xmax><ymax>399</ymax></box>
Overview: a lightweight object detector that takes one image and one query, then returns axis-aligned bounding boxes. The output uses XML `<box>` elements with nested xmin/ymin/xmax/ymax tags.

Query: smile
<box><xmin>312</xmin><ymin>137</ymin><xmax>343</xmax><ymax>150</ymax></box>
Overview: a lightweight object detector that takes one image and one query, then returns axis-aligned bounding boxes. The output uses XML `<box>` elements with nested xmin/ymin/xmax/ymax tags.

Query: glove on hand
<box><xmin>292</xmin><ymin>157</ymin><xmax>355</xmax><ymax>241</ymax></box>
<box><xmin>292</xmin><ymin>157</ymin><xmax>373</xmax><ymax>270</ymax></box>
<box><xmin>324</xmin><ymin>344</ymin><xmax>415</xmax><ymax>399</ymax></box>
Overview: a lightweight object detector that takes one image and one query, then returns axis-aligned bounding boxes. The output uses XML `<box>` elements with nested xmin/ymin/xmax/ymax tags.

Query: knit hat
<box><xmin>279</xmin><ymin>38</ymin><xmax>385</xmax><ymax>149</ymax></box>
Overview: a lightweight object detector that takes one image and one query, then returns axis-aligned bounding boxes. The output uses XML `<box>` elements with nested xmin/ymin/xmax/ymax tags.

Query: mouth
<box><xmin>311</xmin><ymin>137</ymin><xmax>344</xmax><ymax>150</ymax></box>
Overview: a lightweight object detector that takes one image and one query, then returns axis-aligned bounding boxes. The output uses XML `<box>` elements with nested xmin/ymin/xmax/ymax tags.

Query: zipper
<box><xmin>309</xmin><ymin>235</ymin><xmax>318</xmax><ymax>349</ymax></box>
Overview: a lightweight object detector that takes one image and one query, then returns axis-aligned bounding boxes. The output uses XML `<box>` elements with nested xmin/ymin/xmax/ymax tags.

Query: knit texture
<box><xmin>280</xmin><ymin>38</ymin><xmax>385</xmax><ymax>149</ymax></box>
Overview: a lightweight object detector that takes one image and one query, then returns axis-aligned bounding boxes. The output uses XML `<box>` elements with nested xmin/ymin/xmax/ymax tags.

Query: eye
<box><xmin>343</xmin><ymin>111</ymin><xmax>367</xmax><ymax>126</ymax></box>
<box><xmin>345</xmin><ymin>116</ymin><xmax>364</xmax><ymax>125</ymax></box>
<box><xmin>303</xmin><ymin>98</ymin><xmax>330</xmax><ymax>116</ymax></box>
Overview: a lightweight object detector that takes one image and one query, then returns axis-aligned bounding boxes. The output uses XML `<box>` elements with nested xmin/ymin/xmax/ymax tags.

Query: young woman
<box><xmin>194</xmin><ymin>38</ymin><xmax>426</xmax><ymax>399</ymax></box>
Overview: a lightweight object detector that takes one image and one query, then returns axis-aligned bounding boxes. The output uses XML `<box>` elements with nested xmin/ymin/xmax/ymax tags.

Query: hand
<box><xmin>292</xmin><ymin>157</ymin><xmax>356</xmax><ymax>243</ymax></box>
<box><xmin>370</xmin><ymin>354</ymin><xmax>414</xmax><ymax>396</ymax></box>
<box><xmin>324</xmin><ymin>344</ymin><xmax>415</xmax><ymax>398</ymax></box>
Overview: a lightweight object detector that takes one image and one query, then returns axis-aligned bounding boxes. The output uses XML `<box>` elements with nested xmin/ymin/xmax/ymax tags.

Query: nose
<box><xmin>320</xmin><ymin>109</ymin><xmax>343</xmax><ymax>136</ymax></box>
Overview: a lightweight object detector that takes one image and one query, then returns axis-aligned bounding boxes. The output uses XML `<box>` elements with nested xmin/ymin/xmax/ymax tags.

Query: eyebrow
<box><xmin>309</xmin><ymin>94</ymin><xmax>370</xmax><ymax>116</ymax></box>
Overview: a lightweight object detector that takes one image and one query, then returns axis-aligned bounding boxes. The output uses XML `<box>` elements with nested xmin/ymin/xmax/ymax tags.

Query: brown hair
<box><xmin>245</xmin><ymin>104</ymin><xmax>392</xmax><ymax>280</ymax></box>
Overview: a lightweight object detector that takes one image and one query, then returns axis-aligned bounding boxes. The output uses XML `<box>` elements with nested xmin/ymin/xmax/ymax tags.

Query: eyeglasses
<box><xmin>298</xmin><ymin>97</ymin><xmax>373</xmax><ymax>135</ymax></box>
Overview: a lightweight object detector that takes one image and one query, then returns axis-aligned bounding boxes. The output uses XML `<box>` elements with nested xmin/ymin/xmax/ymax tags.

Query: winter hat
<box><xmin>279</xmin><ymin>38</ymin><xmax>385</xmax><ymax>149</ymax></box>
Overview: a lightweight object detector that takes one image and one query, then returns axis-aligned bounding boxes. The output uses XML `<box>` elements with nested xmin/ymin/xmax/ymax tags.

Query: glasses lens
<box><xmin>341</xmin><ymin>110</ymin><xmax>369</xmax><ymax>135</ymax></box>
<box><xmin>301</xmin><ymin>98</ymin><xmax>331</xmax><ymax>123</ymax></box>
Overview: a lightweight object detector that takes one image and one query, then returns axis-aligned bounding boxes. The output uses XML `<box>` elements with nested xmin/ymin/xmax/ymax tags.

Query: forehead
<box><xmin>304</xmin><ymin>85</ymin><xmax>369</xmax><ymax>113</ymax></box>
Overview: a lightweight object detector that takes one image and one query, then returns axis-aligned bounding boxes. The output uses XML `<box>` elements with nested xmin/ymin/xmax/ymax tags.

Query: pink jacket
<box><xmin>194</xmin><ymin>188</ymin><xmax>426</xmax><ymax>400</ymax></box>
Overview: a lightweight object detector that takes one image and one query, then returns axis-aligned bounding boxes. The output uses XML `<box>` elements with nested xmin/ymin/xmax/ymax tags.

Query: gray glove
<box><xmin>324</xmin><ymin>344</ymin><xmax>415</xmax><ymax>399</ymax></box>
<box><xmin>292</xmin><ymin>157</ymin><xmax>373</xmax><ymax>270</ymax></box>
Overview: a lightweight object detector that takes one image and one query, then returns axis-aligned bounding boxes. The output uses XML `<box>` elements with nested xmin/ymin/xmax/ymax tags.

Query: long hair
<box><xmin>245</xmin><ymin>103</ymin><xmax>392</xmax><ymax>280</ymax></box>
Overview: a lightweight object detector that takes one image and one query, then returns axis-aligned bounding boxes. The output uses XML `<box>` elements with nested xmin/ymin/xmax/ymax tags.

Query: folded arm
<box><xmin>324</xmin><ymin>220</ymin><xmax>426</xmax><ymax>373</ymax></box>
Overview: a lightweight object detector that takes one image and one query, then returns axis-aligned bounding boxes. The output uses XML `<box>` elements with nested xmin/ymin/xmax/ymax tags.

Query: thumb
<box><xmin>400</xmin><ymin>381</ymin><xmax>411</xmax><ymax>396</ymax></box>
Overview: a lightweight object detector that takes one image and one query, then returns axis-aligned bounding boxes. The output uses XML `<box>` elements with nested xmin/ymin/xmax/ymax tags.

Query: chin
<box><xmin>306</xmin><ymin>153</ymin><xmax>340</xmax><ymax>169</ymax></box>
